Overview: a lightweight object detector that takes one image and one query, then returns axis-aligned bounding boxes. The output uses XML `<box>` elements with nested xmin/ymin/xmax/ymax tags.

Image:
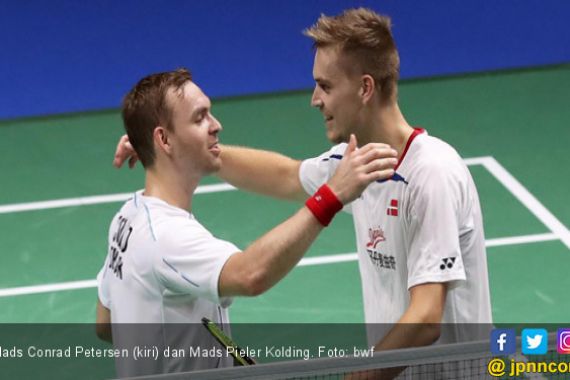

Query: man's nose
<box><xmin>311</xmin><ymin>86</ymin><xmax>323</xmax><ymax>109</ymax></box>
<box><xmin>209</xmin><ymin>114</ymin><xmax>222</xmax><ymax>133</ymax></box>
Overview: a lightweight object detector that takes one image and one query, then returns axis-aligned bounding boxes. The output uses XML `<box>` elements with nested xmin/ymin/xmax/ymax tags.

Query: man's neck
<box><xmin>359</xmin><ymin>102</ymin><xmax>414</xmax><ymax>161</ymax></box>
<box><xmin>144</xmin><ymin>165</ymin><xmax>200</xmax><ymax>212</ymax></box>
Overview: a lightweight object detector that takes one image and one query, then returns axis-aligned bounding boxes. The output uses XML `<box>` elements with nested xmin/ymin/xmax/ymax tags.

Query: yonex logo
<box><xmin>440</xmin><ymin>257</ymin><xmax>456</xmax><ymax>270</ymax></box>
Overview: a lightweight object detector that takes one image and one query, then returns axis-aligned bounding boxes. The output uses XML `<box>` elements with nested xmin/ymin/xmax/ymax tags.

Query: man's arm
<box><xmin>219</xmin><ymin>206</ymin><xmax>321</xmax><ymax>296</ymax></box>
<box><xmin>218</xmin><ymin>136</ymin><xmax>397</xmax><ymax>297</ymax></box>
<box><xmin>113</xmin><ymin>135</ymin><xmax>306</xmax><ymax>201</ymax></box>
<box><xmin>113</xmin><ymin>135</ymin><xmax>397</xmax><ymax>203</ymax></box>
<box><xmin>95</xmin><ymin>299</ymin><xmax>113</xmax><ymax>343</ymax></box>
<box><xmin>114</xmin><ymin>134</ymin><xmax>398</xmax><ymax>298</ymax></box>
<box><xmin>348</xmin><ymin>283</ymin><xmax>447</xmax><ymax>380</ymax></box>
<box><xmin>218</xmin><ymin>145</ymin><xmax>307</xmax><ymax>202</ymax></box>
<box><xmin>374</xmin><ymin>283</ymin><xmax>447</xmax><ymax>350</ymax></box>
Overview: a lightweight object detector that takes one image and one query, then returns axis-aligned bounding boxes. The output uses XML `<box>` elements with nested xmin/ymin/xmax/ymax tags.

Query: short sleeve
<box><xmin>154</xmin><ymin>219</ymin><xmax>240</xmax><ymax>307</ymax></box>
<box><xmin>299</xmin><ymin>144</ymin><xmax>347</xmax><ymax>193</ymax></box>
<box><xmin>299</xmin><ymin>143</ymin><xmax>352</xmax><ymax>213</ymax></box>
<box><xmin>97</xmin><ymin>264</ymin><xmax>111</xmax><ymax>308</ymax></box>
<box><xmin>98</xmin><ymin>214</ymin><xmax>119</xmax><ymax>309</ymax></box>
<box><xmin>406</xmin><ymin>162</ymin><xmax>467</xmax><ymax>289</ymax></box>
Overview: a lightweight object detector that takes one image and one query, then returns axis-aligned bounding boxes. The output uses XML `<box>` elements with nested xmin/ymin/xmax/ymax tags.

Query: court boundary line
<box><xmin>0</xmin><ymin>156</ymin><xmax>567</xmax><ymax>298</ymax></box>
<box><xmin>0</xmin><ymin>183</ymin><xmax>236</xmax><ymax>214</ymax></box>
<box><xmin>467</xmin><ymin>156</ymin><xmax>570</xmax><ymax>249</ymax></box>
<box><xmin>1</xmin><ymin>155</ymin><xmax>568</xmax><ymax>245</ymax></box>
<box><xmin>0</xmin><ymin>232</ymin><xmax>560</xmax><ymax>298</ymax></box>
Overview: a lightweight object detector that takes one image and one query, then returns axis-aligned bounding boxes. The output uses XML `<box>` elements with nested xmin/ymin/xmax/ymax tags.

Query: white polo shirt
<box><xmin>300</xmin><ymin>129</ymin><xmax>492</xmax><ymax>344</ymax></box>
<box><xmin>97</xmin><ymin>191</ymin><xmax>239</xmax><ymax>376</ymax></box>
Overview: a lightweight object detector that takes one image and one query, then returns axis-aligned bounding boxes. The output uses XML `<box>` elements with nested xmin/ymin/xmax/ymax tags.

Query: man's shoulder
<box><xmin>407</xmin><ymin>134</ymin><xmax>464</xmax><ymax>172</ymax></box>
<box><xmin>306</xmin><ymin>143</ymin><xmax>348</xmax><ymax>162</ymax></box>
<box><xmin>124</xmin><ymin>195</ymin><xmax>209</xmax><ymax>241</ymax></box>
<box><xmin>415</xmin><ymin>134</ymin><xmax>460</xmax><ymax>158</ymax></box>
<box><xmin>152</xmin><ymin>213</ymin><xmax>209</xmax><ymax>241</ymax></box>
<box><xmin>400</xmin><ymin>134</ymin><xmax>471</xmax><ymax>192</ymax></box>
<box><xmin>109</xmin><ymin>193</ymin><xmax>140</xmax><ymax>224</ymax></box>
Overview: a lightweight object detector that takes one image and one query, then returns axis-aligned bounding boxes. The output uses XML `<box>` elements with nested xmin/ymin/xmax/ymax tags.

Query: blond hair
<box><xmin>304</xmin><ymin>8</ymin><xmax>400</xmax><ymax>100</ymax></box>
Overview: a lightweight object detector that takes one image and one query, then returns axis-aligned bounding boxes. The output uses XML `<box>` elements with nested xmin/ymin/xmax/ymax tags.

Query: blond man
<box><xmin>114</xmin><ymin>7</ymin><xmax>491</xmax><ymax>358</ymax></box>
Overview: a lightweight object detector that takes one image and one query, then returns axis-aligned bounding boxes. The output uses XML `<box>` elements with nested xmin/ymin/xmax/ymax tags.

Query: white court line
<box><xmin>0</xmin><ymin>280</ymin><xmax>98</xmax><ymax>298</ymax></box>
<box><xmin>0</xmin><ymin>183</ymin><xmax>236</xmax><ymax>214</ymax></box>
<box><xmin>477</xmin><ymin>156</ymin><xmax>570</xmax><ymax>249</ymax></box>
<box><xmin>298</xmin><ymin>252</ymin><xmax>358</xmax><ymax>267</ymax></box>
<box><xmin>0</xmin><ymin>156</ymin><xmax>567</xmax><ymax>298</ymax></box>
<box><xmin>462</xmin><ymin>157</ymin><xmax>490</xmax><ymax>166</ymax></box>
<box><xmin>0</xmin><ymin>232</ymin><xmax>559</xmax><ymax>298</ymax></box>
<box><xmin>0</xmin><ymin>157</ymin><xmax>505</xmax><ymax>214</ymax></box>
<box><xmin>485</xmin><ymin>233</ymin><xmax>559</xmax><ymax>247</ymax></box>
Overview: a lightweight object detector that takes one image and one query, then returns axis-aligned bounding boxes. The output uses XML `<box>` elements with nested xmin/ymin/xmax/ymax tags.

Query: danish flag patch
<box><xmin>387</xmin><ymin>199</ymin><xmax>399</xmax><ymax>216</ymax></box>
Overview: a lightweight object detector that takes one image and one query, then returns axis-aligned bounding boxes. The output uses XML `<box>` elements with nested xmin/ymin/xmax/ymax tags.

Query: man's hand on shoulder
<box><xmin>328</xmin><ymin>134</ymin><xmax>398</xmax><ymax>204</ymax></box>
<box><xmin>113</xmin><ymin>134</ymin><xmax>138</xmax><ymax>169</ymax></box>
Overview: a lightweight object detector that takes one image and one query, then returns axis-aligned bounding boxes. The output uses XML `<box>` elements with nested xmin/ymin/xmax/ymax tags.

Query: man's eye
<box><xmin>196</xmin><ymin>113</ymin><xmax>206</xmax><ymax>123</ymax></box>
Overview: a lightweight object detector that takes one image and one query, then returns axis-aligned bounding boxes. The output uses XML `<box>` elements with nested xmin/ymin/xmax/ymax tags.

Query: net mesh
<box><xmin>120</xmin><ymin>332</ymin><xmax>566</xmax><ymax>380</ymax></box>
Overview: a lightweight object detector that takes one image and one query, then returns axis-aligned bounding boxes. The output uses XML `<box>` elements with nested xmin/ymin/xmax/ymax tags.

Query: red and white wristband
<box><xmin>305</xmin><ymin>184</ymin><xmax>343</xmax><ymax>226</ymax></box>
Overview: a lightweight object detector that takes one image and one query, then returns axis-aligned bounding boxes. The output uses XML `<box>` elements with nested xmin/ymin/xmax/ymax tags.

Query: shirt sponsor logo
<box><xmin>366</xmin><ymin>227</ymin><xmax>386</xmax><ymax>249</ymax></box>
<box><xmin>440</xmin><ymin>257</ymin><xmax>456</xmax><ymax>270</ymax></box>
<box><xmin>365</xmin><ymin>227</ymin><xmax>395</xmax><ymax>270</ymax></box>
<box><xmin>367</xmin><ymin>251</ymin><xmax>396</xmax><ymax>270</ymax></box>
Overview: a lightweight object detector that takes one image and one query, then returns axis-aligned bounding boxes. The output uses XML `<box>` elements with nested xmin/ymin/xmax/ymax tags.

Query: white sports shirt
<box><xmin>300</xmin><ymin>129</ymin><xmax>492</xmax><ymax>344</ymax></box>
<box><xmin>97</xmin><ymin>191</ymin><xmax>238</xmax><ymax>376</ymax></box>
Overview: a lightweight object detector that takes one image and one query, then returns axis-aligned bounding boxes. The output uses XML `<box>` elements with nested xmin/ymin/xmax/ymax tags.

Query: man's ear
<box><xmin>153</xmin><ymin>126</ymin><xmax>171</xmax><ymax>154</ymax></box>
<box><xmin>360</xmin><ymin>74</ymin><xmax>376</xmax><ymax>104</ymax></box>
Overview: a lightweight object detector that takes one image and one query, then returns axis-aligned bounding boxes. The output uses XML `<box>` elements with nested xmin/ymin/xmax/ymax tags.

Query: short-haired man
<box><xmin>211</xmin><ymin>8</ymin><xmax>493</xmax><ymax>350</ymax></box>
<box><xmin>115</xmin><ymin>6</ymin><xmax>491</xmax><ymax>358</ymax></box>
<box><xmin>98</xmin><ymin>68</ymin><xmax>397</xmax><ymax>377</ymax></box>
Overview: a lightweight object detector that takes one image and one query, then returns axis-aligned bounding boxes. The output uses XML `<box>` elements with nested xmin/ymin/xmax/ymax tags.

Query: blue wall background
<box><xmin>1</xmin><ymin>0</ymin><xmax>569</xmax><ymax>120</ymax></box>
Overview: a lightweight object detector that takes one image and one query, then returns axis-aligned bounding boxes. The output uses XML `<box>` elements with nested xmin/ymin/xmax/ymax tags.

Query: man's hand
<box><xmin>327</xmin><ymin>134</ymin><xmax>398</xmax><ymax>204</ymax></box>
<box><xmin>113</xmin><ymin>134</ymin><xmax>138</xmax><ymax>168</ymax></box>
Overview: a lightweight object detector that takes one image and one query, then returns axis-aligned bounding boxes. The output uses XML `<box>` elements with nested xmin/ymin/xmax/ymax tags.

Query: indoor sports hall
<box><xmin>1</xmin><ymin>1</ymin><xmax>569</xmax><ymax>379</ymax></box>
<box><xmin>1</xmin><ymin>64</ymin><xmax>569</xmax><ymax>324</ymax></box>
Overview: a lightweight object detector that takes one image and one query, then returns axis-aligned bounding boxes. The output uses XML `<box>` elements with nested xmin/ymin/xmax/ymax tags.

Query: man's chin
<box><xmin>205</xmin><ymin>159</ymin><xmax>222</xmax><ymax>175</ymax></box>
<box><xmin>327</xmin><ymin>131</ymin><xmax>347</xmax><ymax>145</ymax></box>
<box><xmin>212</xmin><ymin>161</ymin><xmax>222</xmax><ymax>172</ymax></box>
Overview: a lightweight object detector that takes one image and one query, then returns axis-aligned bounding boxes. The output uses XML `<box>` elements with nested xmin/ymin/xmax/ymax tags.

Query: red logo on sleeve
<box><xmin>366</xmin><ymin>227</ymin><xmax>386</xmax><ymax>248</ymax></box>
